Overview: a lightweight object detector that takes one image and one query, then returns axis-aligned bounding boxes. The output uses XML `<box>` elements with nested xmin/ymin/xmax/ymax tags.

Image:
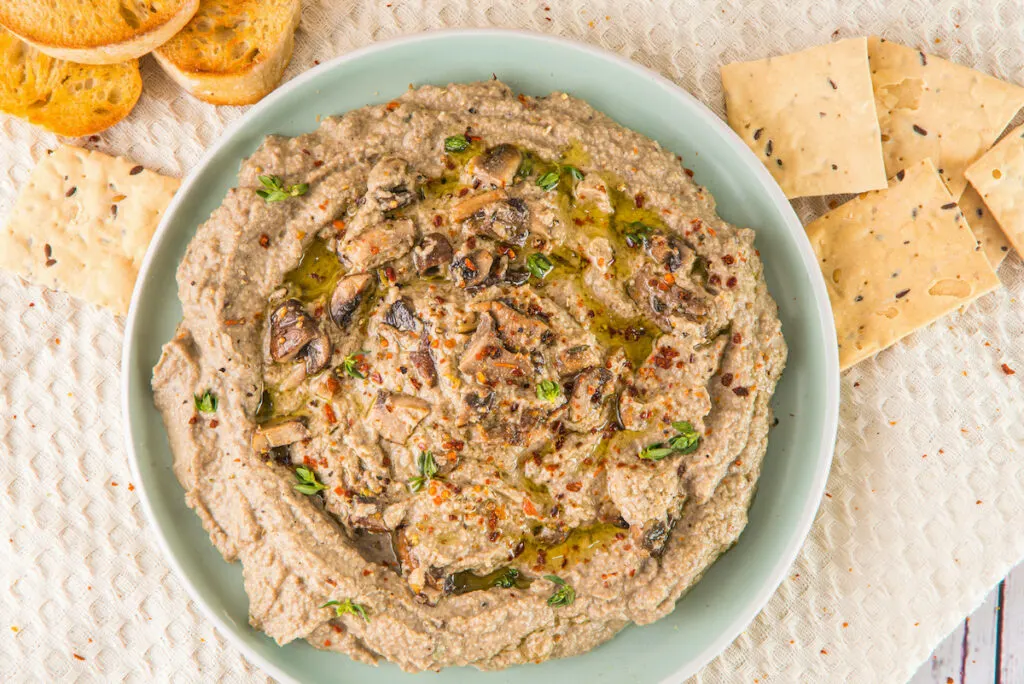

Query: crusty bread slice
<box><xmin>154</xmin><ymin>0</ymin><xmax>301</xmax><ymax>106</ymax></box>
<box><xmin>0</xmin><ymin>0</ymin><xmax>199</xmax><ymax>65</ymax></box>
<box><xmin>0</xmin><ymin>29</ymin><xmax>142</xmax><ymax>136</ymax></box>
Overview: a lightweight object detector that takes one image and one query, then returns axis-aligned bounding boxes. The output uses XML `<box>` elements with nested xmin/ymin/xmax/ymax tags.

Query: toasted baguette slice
<box><xmin>0</xmin><ymin>0</ymin><xmax>199</xmax><ymax>65</ymax></box>
<box><xmin>0</xmin><ymin>30</ymin><xmax>142</xmax><ymax>136</ymax></box>
<box><xmin>154</xmin><ymin>0</ymin><xmax>301</xmax><ymax>106</ymax></box>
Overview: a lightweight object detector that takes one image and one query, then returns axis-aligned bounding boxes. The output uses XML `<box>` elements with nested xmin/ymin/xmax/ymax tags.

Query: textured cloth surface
<box><xmin>1</xmin><ymin>2</ymin><xmax>1022</xmax><ymax>682</ymax></box>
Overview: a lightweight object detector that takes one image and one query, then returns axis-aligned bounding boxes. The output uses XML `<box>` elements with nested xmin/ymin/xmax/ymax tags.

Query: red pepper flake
<box><xmin>111</xmin><ymin>481</ymin><xmax>118</xmax><ymax>487</ymax></box>
<box><xmin>313</xmin><ymin>160</ymin><xmax>324</xmax><ymax>168</ymax></box>
<box><xmin>326</xmin><ymin>577</ymin><xmax>337</xmax><ymax>586</ymax></box>
<box><xmin>566</xmin><ymin>481</ymin><xmax>583</xmax><ymax>492</ymax></box>
<box><xmin>332</xmin><ymin>219</ymin><xmax>346</xmax><ymax>233</ymax></box>
<box><xmin>384</xmin><ymin>266</ymin><xmax>397</xmax><ymax>284</ymax></box>
<box><xmin>385</xmin><ymin>101</ymin><xmax>400</xmax><ymax>111</ymax></box>
<box><xmin>188</xmin><ymin>414</ymin><xmax>198</xmax><ymax>425</ymax></box>
<box><xmin>720</xmin><ymin>372</ymin><xmax>734</xmax><ymax>386</ymax></box>
<box><xmin>1001</xmin><ymin>363</ymin><xmax>1016</xmax><ymax>375</ymax></box>
<box><xmin>684</xmin><ymin>167</ymin><xmax>695</xmax><ymax>177</ymax></box>
<box><xmin>722</xmin><ymin>254</ymin><xmax>735</xmax><ymax>265</ymax></box>
<box><xmin>324</xmin><ymin>639</ymin><xmax>332</xmax><ymax>647</ymax></box>
<box><xmin>259</xmin><ymin>234</ymin><xmax>270</xmax><ymax>249</ymax></box>
<box><xmin>732</xmin><ymin>386</ymin><xmax>750</xmax><ymax>397</ymax></box>
<box><xmin>72</xmin><ymin>653</ymin><xmax>86</xmax><ymax>661</ymax></box>
<box><xmin>726</xmin><ymin>276</ymin><xmax>738</xmax><ymax>288</ymax></box>
<box><xmin>223</xmin><ymin>318</ymin><xmax>246</xmax><ymax>326</ymax></box>
<box><xmin>209</xmin><ymin>419</ymin><xmax>219</xmax><ymax>428</ymax></box>
<box><xmin>634</xmin><ymin>192</ymin><xmax>646</xmax><ymax>208</ymax></box>
<box><xmin>128</xmin><ymin>483</ymin><xmax>135</xmax><ymax>491</ymax></box>
<box><xmin>433</xmin><ymin>214</ymin><xmax>443</xmax><ymax>227</ymax></box>
<box><xmin>324</xmin><ymin>403</ymin><xmax>338</xmax><ymax>425</ymax></box>
<box><xmin>732</xmin><ymin>332</ymin><xmax>743</xmax><ymax>344</ymax></box>
<box><xmin>129</xmin><ymin>165</ymin><xmax>144</xmax><ymax>175</ymax></box>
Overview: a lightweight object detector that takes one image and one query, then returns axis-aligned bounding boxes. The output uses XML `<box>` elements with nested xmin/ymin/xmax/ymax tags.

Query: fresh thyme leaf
<box><xmin>668</xmin><ymin>421</ymin><xmax>701</xmax><ymax>454</ymax></box>
<box><xmin>321</xmin><ymin>598</ymin><xmax>370</xmax><ymax>622</ymax></box>
<box><xmin>409</xmin><ymin>451</ymin><xmax>438</xmax><ymax>492</ymax></box>
<box><xmin>526</xmin><ymin>253</ymin><xmax>554</xmax><ymax>279</ymax></box>
<box><xmin>515</xmin><ymin>154</ymin><xmax>535</xmax><ymax>180</ymax></box>
<box><xmin>638</xmin><ymin>444</ymin><xmax>675</xmax><ymax>461</ymax></box>
<box><xmin>341</xmin><ymin>351</ymin><xmax>368</xmax><ymax>379</ymax></box>
<box><xmin>536</xmin><ymin>171</ymin><xmax>560</xmax><ymax>191</ymax></box>
<box><xmin>536</xmin><ymin>379</ymin><xmax>561</xmax><ymax>402</ymax></box>
<box><xmin>544</xmin><ymin>575</ymin><xmax>575</xmax><ymax>607</ymax></box>
<box><xmin>492</xmin><ymin>567</ymin><xmax>520</xmax><ymax>588</ymax></box>
<box><xmin>194</xmin><ymin>390</ymin><xmax>217</xmax><ymax>413</ymax></box>
<box><xmin>294</xmin><ymin>466</ymin><xmax>327</xmax><ymax>496</ymax></box>
<box><xmin>624</xmin><ymin>222</ymin><xmax>654</xmax><ymax>248</ymax></box>
<box><xmin>564</xmin><ymin>165</ymin><xmax>584</xmax><ymax>181</ymax></box>
<box><xmin>444</xmin><ymin>134</ymin><xmax>470</xmax><ymax>152</ymax></box>
<box><xmin>256</xmin><ymin>175</ymin><xmax>308</xmax><ymax>203</ymax></box>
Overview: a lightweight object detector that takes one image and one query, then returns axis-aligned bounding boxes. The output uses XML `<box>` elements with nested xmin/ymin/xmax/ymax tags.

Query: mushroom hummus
<box><xmin>152</xmin><ymin>80</ymin><xmax>787</xmax><ymax>671</ymax></box>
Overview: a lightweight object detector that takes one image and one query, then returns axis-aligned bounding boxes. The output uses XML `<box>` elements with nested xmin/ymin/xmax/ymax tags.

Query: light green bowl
<box><xmin>122</xmin><ymin>29</ymin><xmax>839</xmax><ymax>684</ymax></box>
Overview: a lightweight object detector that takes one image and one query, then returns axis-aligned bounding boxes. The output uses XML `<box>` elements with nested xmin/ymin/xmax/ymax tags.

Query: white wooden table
<box><xmin>911</xmin><ymin>563</ymin><xmax>1024</xmax><ymax>683</ymax></box>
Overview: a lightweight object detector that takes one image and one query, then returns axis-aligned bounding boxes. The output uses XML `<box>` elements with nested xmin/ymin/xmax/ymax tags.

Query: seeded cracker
<box><xmin>964</xmin><ymin>123</ymin><xmax>1024</xmax><ymax>260</ymax></box>
<box><xmin>868</xmin><ymin>36</ymin><xmax>1024</xmax><ymax>199</ymax></box>
<box><xmin>958</xmin><ymin>184</ymin><xmax>1011</xmax><ymax>269</ymax></box>
<box><xmin>805</xmin><ymin>159</ymin><xmax>1000</xmax><ymax>370</ymax></box>
<box><xmin>0</xmin><ymin>146</ymin><xmax>179</xmax><ymax>315</ymax></box>
<box><xmin>721</xmin><ymin>37</ymin><xmax>887</xmax><ymax>199</ymax></box>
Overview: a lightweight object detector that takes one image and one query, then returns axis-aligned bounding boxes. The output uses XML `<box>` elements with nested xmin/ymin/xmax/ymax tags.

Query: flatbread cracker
<box><xmin>721</xmin><ymin>37</ymin><xmax>887</xmax><ymax>199</ymax></box>
<box><xmin>0</xmin><ymin>145</ymin><xmax>179</xmax><ymax>315</ymax></box>
<box><xmin>964</xmin><ymin>123</ymin><xmax>1024</xmax><ymax>260</ymax></box>
<box><xmin>868</xmin><ymin>36</ymin><xmax>1024</xmax><ymax>199</ymax></box>
<box><xmin>805</xmin><ymin>159</ymin><xmax>1000</xmax><ymax>370</ymax></box>
<box><xmin>958</xmin><ymin>184</ymin><xmax>1011</xmax><ymax>269</ymax></box>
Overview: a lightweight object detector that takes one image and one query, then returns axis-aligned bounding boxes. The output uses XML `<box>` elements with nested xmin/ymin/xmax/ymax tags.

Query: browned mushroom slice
<box><xmin>251</xmin><ymin>420</ymin><xmax>310</xmax><ymax>453</ymax></box>
<box><xmin>450</xmin><ymin>189</ymin><xmax>505</xmax><ymax>222</ymax></box>
<box><xmin>451</xmin><ymin>249</ymin><xmax>495</xmax><ymax>289</ymax></box>
<box><xmin>367</xmin><ymin>157</ymin><xmax>419</xmax><ymax>210</ymax></box>
<box><xmin>413</xmin><ymin>233</ymin><xmax>453</xmax><ymax>276</ymax></box>
<box><xmin>566</xmin><ymin>367</ymin><xmax>614</xmax><ymax>432</ymax></box>
<box><xmin>342</xmin><ymin>219</ymin><xmax>416</xmax><ymax>272</ymax></box>
<box><xmin>269</xmin><ymin>299</ymin><xmax>318</xmax><ymax>363</ymax></box>
<box><xmin>383</xmin><ymin>298</ymin><xmax>421</xmax><ymax>333</ymax></box>
<box><xmin>555</xmin><ymin>344</ymin><xmax>600</xmax><ymax>377</ymax></box>
<box><xmin>330</xmin><ymin>273</ymin><xmax>374</xmax><ymax>328</ymax></box>
<box><xmin>486</xmin><ymin>300</ymin><xmax>553</xmax><ymax>352</ymax></box>
<box><xmin>467</xmin><ymin>198</ymin><xmax>530</xmax><ymax>247</ymax></box>
<box><xmin>409</xmin><ymin>336</ymin><xmax>438</xmax><ymax>387</ymax></box>
<box><xmin>458</xmin><ymin>312</ymin><xmax>531</xmax><ymax>383</ymax></box>
<box><xmin>468</xmin><ymin>144</ymin><xmax>523</xmax><ymax>187</ymax></box>
<box><xmin>304</xmin><ymin>331</ymin><xmax>332</xmax><ymax>375</ymax></box>
<box><xmin>628</xmin><ymin>266</ymin><xmax>710</xmax><ymax>331</ymax></box>
<box><xmin>644</xmin><ymin>234</ymin><xmax>692</xmax><ymax>273</ymax></box>
<box><xmin>367</xmin><ymin>391</ymin><xmax>431</xmax><ymax>444</ymax></box>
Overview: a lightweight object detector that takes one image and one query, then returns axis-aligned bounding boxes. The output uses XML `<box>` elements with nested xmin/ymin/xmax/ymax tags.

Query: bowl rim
<box><xmin>121</xmin><ymin>27</ymin><xmax>839</xmax><ymax>684</ymax></box>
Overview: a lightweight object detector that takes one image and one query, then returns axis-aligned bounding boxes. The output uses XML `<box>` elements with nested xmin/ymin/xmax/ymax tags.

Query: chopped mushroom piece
<box><xmin>555</xmin><ymin>344</ymin><xmax>600</xmax><ymax>377</ymax></box>
<box><xmin>330</xmin><ymin>273</ymin><xmax>374</xmax><ymax>328</ymax></box>
<box><xmin>466</xmin><ymin>198</ymin><xmax>530</xmax><ymax>246</ymax></box>
<box><xmin>269</xmin><ymin>299</ymin><xmax>319</xmax><ymax>363</ymax></box>
<box><xmin>468</xmin><ymin>144</ymin><xmax>523</xmax><ymax>187</ymax></box>
<box><xmin>383</xmin><ymin>298</ymin><xmax>421</xmax><ymax>333</ymax></box>
<box><xmin>485</xmin><ymin>300</ymin><xmax>553</xmax><ymax>351</ymax></box>
<box><xmin>450</xmin><ymin>189</ymin><xmax>505</xmax><ymax>222</ymax></box>
<box><xmin>251</xmin><ymin>420</ymin><xmax>310</xmax><ymax>452</ymax></box>
<box><xmin>413</xmin><ymin>233</ymin><xmax>454</xmax><ymax>276</ymax></box>
<box><xmin>367</xmin><ymin>157</ymin><xmax>419</xmax><ymax>210</ymax></box>
<box><xmin>628</xmin><ymin>266</ymin><xmax>710</xmax><ymax>331</ymax></box>
<box><xmin>644</xmin><ymin>234</ymin><xmax>692</xmax><ymax>273</ymax></box>
<box><xmin>409</xmin><ymin>336</ymin><xmax>438</xmax><ymax>387</ymax></box>
<box><xmin>458</xmin><ymin>312</ymin><xmax>532</xmax><ymax>383</ymax></box>
<box><xmin>342</xmin><ymin>219</ymin><xmax>416</xmax><ymax>272</ymax></box>
<box><xmin>566</xmin><ymin>367</ymin><xmax>614</xmax><ymax>432</ymax></box>
<box><xmin>304</xmin><ymin>331</ymin><xmax>332</xmax><ymax>375</ymax></box>
<box><xmin>367</xmin><ymin>391</ymin><xmax>431</xmax><ymax>444</ymax></box>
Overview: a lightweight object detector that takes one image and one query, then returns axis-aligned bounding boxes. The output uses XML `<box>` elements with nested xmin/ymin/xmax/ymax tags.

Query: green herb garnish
<box><xmin>408</xmin><ymin>450</ymin><xmax>439</xmax><ymax>493</ymax></box>
<box><xmin>536</xmin><ymin>171</ymin><xmax>560</xmax><ymax>191</ymax></box>
<box><xmin>341</xmin><ymin>351</ymin><xmax>368</xmax><ymax>379</ymax></box>
<box><xmin>526</xmin><ymin>253</ymin><xmax>554</xmax><ymax>279</ymax></box>
<box><xmin>536</xmin><ymin>379</ymin><xmax>561</xmax><ymax>402</ymax></box>
<box><xmin>321</xmin><ymin>598</ymin><xmax>370</xmax><ymax>622</ymax></box>
<box><xmin>544</xmin><ymin>575</ymin><xmax>576</xmax><ymax>607</ymax></box>
<box><xmin>444</xmin><ymin>134</ymin><xmax>470</xmax><ymax>152</ymax></box>
<box><xmin>194</xmin><ymin>390</ymin><xmax>218</xmax><ymax>413</ymax></box>
<box><xmin>638</xmin><ymin>420</ymin><xmax>703</xmax><ymax>461</ymax></box>
<box><xmin>564</xmin><ymin>165</ymin><xmax>584</xmax><ymax>181</ymax></box>
<box><xmin>624</xmin><ymin>222</ymin><xmax>654</xmax><ymax>248</ymax></box>
<box><xmin>493</xmin><ymin>567</ymin><xmax>520</xmax><ymax>589</ymax></box>
<box><xmin>256</xmin><ymin>175</ymin><xmax>308</xmax><ymax>202</ymax></box>
<box><xmin>294</xmin><ymin>466</ymin><xmax>328</xmax><ymax>495</ymax></box>
<box><xmin>515</xmin><ymin>154</ymin><xmax>535</xmax><ymax>180</ymax></box>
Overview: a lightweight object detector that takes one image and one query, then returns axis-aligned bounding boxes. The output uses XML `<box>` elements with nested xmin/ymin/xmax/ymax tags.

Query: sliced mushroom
<box><xmin>458</xmin><ymin>312</ymin><xmax>532</xmax><ymax>383</ymax></box>
<box><xmin>555</xmin><ymin>344</ymin><xmax>600</xmax><ymax>377</ymax></box>
<box><xmin>450</xmin><ymin>189</ymin><xmax>505</xmax><ymax>222</ymax></box>
<box><xmin>644</xmin><ymin>234</ymin><xmax>692</xmax><ymax>273</ymax></box>
<box><xmin>451</xmin><ymin>249</ymin><xmax>495</xmax><ymax>289</ymax></box>
<box><xmin>467</xmin><ymin>198</ymin><xmax>530</xmax><ymax>247</ymax></box>
<box><xmin>486</xmin><ymin>300</ymin><xmax>553</xmax><ymax>352</ymax></box>
<box><xmin>304</xmin><ymin>331</ymin><xmax>332</xmax><ymax>375</ymax></box>
<box><xmin>409</xmin><ymin>336</ymin><xmax>438</xmax><ymax>387</ymax></box>
<box><xmin>468</xmin><ymin>144</ymin><xmax>523</xmax><ymax>187</ymax></box>
<box><xmin>456</xmin><ymin>388</ymin><xmax>494</xmax><ymax>427</ymax></box>
<box><xmin>641</xmin><ymin>518</ymin><xmax>675</xmax><ymax>558</ymax></box>
<box><xmin>628</xmin><ymin>266</ymin><xmax>710</xmax><ymax>331</ymax></box>
<box><xmin>413</xmin><ymin>233</ymin><xmax>454</xmax><ymax>276</ymax></box>
<box><xmin>565</xmin><ymin>367</ymin><xmax>614</xmax><ymax>432</ymax></box>
<box><xmin>251</xmin><ymin>420</ymin><xmax>310</xmax><ymax>453</ymax></box>
<box><xmin>383</xmin><ymin>297</ymin><xmax>420</xmax><ymax>333</ymax></box>
<box><xmin>330</xmin><ymin>273</ymin><xmax>374</xmax><ymax>328</ymax></box>
<box><xmin>503</xmin><ymin>266</ymin><xmax>531</xmax><ymax>286</ymax></box>
<box><xmin>269</xmin><ymin>299</ymin><xmax>318</xmax><ymax>363</ymax></box>
<box><xmin>367</xmin><ymin>391</ymin><xmax>431</xmax><ymax>444</ymax></box>
<box><xmin>341</xmin><ymin>219</ymin><xmax>416</xmax><ymax>272</ymax></box>
<box><xmin>367</xmin><ymin>157</ymin><xmax>419</xmax><ymax>210</ymax></box>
